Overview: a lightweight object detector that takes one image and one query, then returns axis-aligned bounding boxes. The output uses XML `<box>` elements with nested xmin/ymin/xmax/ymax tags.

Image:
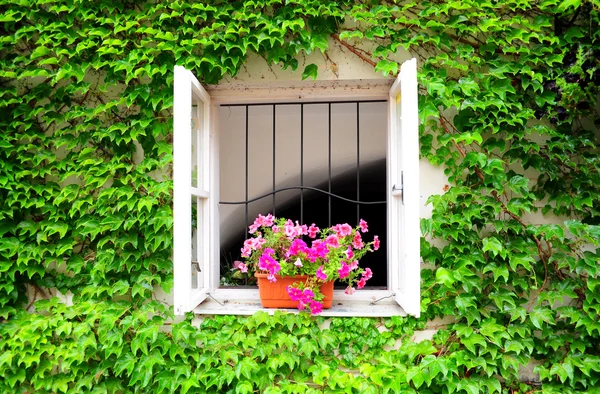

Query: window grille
<box><xmin>218</xmin><ymin>101</ymin><xmax>388</xmax><ymax>287</ymax></box>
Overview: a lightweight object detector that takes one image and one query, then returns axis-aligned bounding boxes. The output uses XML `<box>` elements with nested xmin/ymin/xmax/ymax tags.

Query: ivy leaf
<box><xmin>482</xmin><ymin>237</ymin><xmax>503</xmax><ymax>257</ymax></box>
<box><xmin>301</xmin><ymin>64</ymin><xmax>319</xmax><ymax>80</ymax></box>
<box><xmin>375</xmin><ymin>59</ymin><xmax>398</xmax><ymax>76</ymax></box>
<box><xmin>435</xmin><ymin>267</ymin><xmax>454</xmax><ymax>287</ymax></box>
<box><xmin>557</xmin><ymin>0</ymin><xmax>582</xmax><ymax>12</ymax></box>
<box><xmin>530</xmin><ymin>307</ymin><xmax>555</xmax><ymax>329</ymax></box>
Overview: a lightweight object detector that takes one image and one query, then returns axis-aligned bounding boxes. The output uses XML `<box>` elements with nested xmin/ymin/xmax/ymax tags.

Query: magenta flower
<box><xmin>308</xmin><ymin>240</ymin><xmax>328</xmax><ymax>262</ymax></box>
<box><xmin>309</xmin><ymin>300</ymin><xmax>323</xmax><ymax>314</ymax></box>
<box><xmin>346</xmin><ymin>247</ymin><xmax>354</xmax><ymax>260</ymax></box>
<box><xmin>362</xmin><ymin>267</ymin><xmax>373</xmax><ymax>280</ymax></box>
<box><xmin>373</xmin><ymin>235</ymin><xmax>380</xmax><ymax>250</ymax></box>
<box><xmin>338</xmin><ymin>261</ymin><xmax>351</xmax><ymax>279</ymax></box>
<box><xmin>316</xmin><ymin>266</ymin><xmax>327</xmax><ymax>281</ymax></box>
<box><xmin>288</xmin><ymin>238</ymin><xmax>308</xmax><ymax>256</ymax></box>
<box><xmin>238</xmin><ymin>263</ymin><xmax>248</xmax><ymax>273</ymax></box>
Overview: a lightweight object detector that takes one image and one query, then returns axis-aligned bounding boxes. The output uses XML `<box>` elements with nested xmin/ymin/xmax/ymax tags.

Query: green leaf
<box><xmin>530</xmin><ymin>307</ymin><xmax>555</xmax><ymax>329</ymax></box>
<box><xmin>301</xmin><ymin>64</ymin><xmax>319</xmax><ymax>80</ymax></box>
<box><xmin>435</xmin><ymin>267</ymin><xmax>454</xmax><ymax>287</ymax></box>
<box><xmin>482</xmin><ymin>237</ymin><xmax>503</xmax><ymax>257</ymax></box>
<box><xmin>375</xmin><ymin>59</ymin><xmax>398</xmax><ymax>76</ymax></box>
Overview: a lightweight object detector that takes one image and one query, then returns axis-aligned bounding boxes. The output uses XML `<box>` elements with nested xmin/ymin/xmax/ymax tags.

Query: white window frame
<box><xmin>173</xmin><ymin>59</ymin><xmax>420</xmax><ymax>317</ymax></box>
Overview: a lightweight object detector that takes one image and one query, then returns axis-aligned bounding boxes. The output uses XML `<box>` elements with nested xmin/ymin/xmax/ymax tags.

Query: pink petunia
<box><xmin>284</xmin><ymin>219</ymin><xmax>296</xmax><ymax>239</ymax></box>
<box><xmin>316</xmin><ymin>266</ymin><xmax>327</xmax><ymax>281</ymax></box>
<box><xmin>308</xmin><ymin>224</ymin><xmax>320</xmax><ymax>238</ymax></box>
<box><xmin>362</xmin><ymin>267</ymin><xmax>373</xmax><ymax>280</ymax></box>
<box><xmin>326</xmin><ymin>234</ymin><xmax>340</xmax><ymax>248</ymax></box>
<box><xmin>357</xmin><ymin>277</ymin><xmax>367</xmax><ymax>289</ymax></box>
<box><xmin>373</xmin><ymin>235</ymin><xmax>380</xmax><ymax>251</ymax></box>
<box><xmin>333</xmin><ymin>223</ymin><xmax>353</xmax><ymax>237</ymax></box>
<box><xmin>345</xmin><ymin>247</ymin><xmax>354</xmax><ymax>260</ymax></box>
<box><xmin>352</xmin><ymin>232</ymin><xmax>363</xmax><ymax>249</ymax></box>
<box><xmin>238</xmin><ymin>263</ymin><xmax>248</xmax><ymax>273</ymax></box>
<box><xmin>288</xmin><ymin>238</ymin><xmax>309</xmax><ymax>256</ymax></box>
<box><xmin>309</xmin><ymin>300</ymin><xmax>323</xmax><ymax>314</ymax></box>
<box><xmin>345</xmin><ymin>286</ymin><xmax>355</xmax><ymax>295</ymax></box>
<box><xmin>359</xmin><ymin>219</ymin><xmax>368</xmax><ymax>233</ymax></box>
<box><xmin>338</xmin><ymin>261</ymin><xmax>351</xmax><ymax>279</ymax></box>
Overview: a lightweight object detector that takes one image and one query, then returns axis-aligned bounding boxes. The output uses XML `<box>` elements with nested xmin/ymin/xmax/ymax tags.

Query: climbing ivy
<box><xmin>1</xmin><ymin>0</ymin><xmax>599</xmax><ymax>393</ymax></box>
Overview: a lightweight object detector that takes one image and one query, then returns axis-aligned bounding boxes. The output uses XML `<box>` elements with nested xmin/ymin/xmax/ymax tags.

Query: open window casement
<box><xmin>388</xmin><ymin>58</ymin><xmax>421</xmax><ymax>317</ymax></box>
<box><xmin>173</xmin><ymin>65</ymin><xmax>213</xmax><ymax>315</ymax></box>
<box><xmin>172</xmin><ymin>60</ymin><xmax>420</xmax><ymax>317</ymax></box>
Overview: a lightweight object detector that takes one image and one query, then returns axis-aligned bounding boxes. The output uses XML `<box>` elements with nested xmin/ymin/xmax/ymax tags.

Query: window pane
<box><xmin>191</xmin><ymin>100</ymin><xmax>205</xmax><ymax>189</ymax></box>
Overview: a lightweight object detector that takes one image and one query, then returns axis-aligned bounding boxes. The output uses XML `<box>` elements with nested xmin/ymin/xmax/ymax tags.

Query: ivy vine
<box><xmin>0</xmin><ymin>0</ymin><xmax>599</xmax><ymax>393</ymax></box>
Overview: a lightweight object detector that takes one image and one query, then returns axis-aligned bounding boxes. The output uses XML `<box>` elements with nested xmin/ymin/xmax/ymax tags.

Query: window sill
<box><xmin>193</xmin><ymin>289</ymin><xmax>407</xmax><ymax>317</ymax></box>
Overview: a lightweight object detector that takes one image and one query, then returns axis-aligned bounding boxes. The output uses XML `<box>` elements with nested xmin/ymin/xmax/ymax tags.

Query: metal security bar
<box><xmin>219</xmin><ymin>100</ymin><xmax>387</xmax><ymax>234</ymax></box>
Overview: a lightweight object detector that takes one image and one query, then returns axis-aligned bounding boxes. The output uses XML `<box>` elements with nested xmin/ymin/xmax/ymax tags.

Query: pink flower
<box><xmin>303</xmin><ymin>288</ymin><xmax>315</xmax><ymax>300</ymax></box>
<box><xmin>258</xmin><ymin>248</ymin><xmax>281</xmax><ymax>277</ymax></box>
<box><xmin>294</xmin><ymin>258</ymin><xmax>303</xmax><ymax>267</ymax></box>
<box><xmin>309</xmin><ymin>301</ymin><xmax>323</xmax><ymax>314</ymax></box>
<box><xmin>316</xmin><ymin>266</ymin><xmax>327</xmax><ymax>281</ymax></box>
<box><xmin>268</xmin><ymin>273</ymin><xmax>277</xmax><ymax>282</ymax></box>
<box><xmin>272</xmin><ymin>225</ymin><xmax>280</xmax><ymax>233</ymax></box>
<box><xmin>345</xmin><ymin>247</ymin><xmax>354</xmax><ymax>260</ymax></box>
<box><xmin>352</xmin><ymin>232</ymin><xmax>363</xmax><ymax>249</ymax></box>
<box><xmin>284</xmin><ymin>219</ymin><xmax>296</xmax><ymax>238</ymax></box>
<box><xmin>359</xmin><ymin>219</ymin><xmax>368</xmax><ymax>233</ymax></box>
<box><xmin>241</xmin><ymin>246</ymin><xmax>252</xmax><ymax>257</ymax></box>
<box><xmin>308</xmin><ymin>240</ymin><xmax>328</xmax><ymax>262</ymax></box>
<box><xmin>357</xmin><ymin>277</ymin><xmax>367</xmax><ymax>289</ymax></box>
<box><xmin>373</xmin><ymin>235</ymin><xmax>380</xmax><ymax>250</ymax></box>
<box><xmin>298</xmin><ymin>223</ymin><xmax>308</xmax><ymax>236</ymax></box>
<box><xmin>338</xmin><ymin>261</ymin><xmax>351</xmax><ymax>279</ymax></box>
<box><xmin>308</xmin><ymin>224</ymin><xmax>320</xmax><ymax>238</ymax></box>
<box><xmin>348</xmin><ymin>260</ymin><xmax>358</xmax><ymax>270</ymax></box>
<box><xmin>345</xmin><ymin>286</ymin><xmax>355</xmax><ymax>295</ymax></box>
<box><xmin>238</xmin><ymin>263</ymin><xmax>248</xmax><ymax>273</ymax></box>
<box><xmin>288</xmin><ymin>238</ymin><xmax>308</xmax><ymax>256</ymax></box>
<box><xmin>326</xmin><ymin>234</ymin><xmax>340</xmax><ymax>248</ymax></box>
<box><xmin>362</xmin><ymin>267</ymin><xmax>372</xmax><ymax>280</ymax></box>
<box><xmin>250</xmin><ymin>214</ymin><xmax>275</xmax><ymax>233</ymax></box>
<box><xmin>333</xmin><ymin>223</ymin><xmax>353</xmax><ymax>237</ymax></box>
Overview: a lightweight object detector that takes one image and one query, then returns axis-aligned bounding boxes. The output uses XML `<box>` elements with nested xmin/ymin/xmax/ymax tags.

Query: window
<box><xmin>173</xmin><ymin>59</ymin><xmax>420</xmax><ymax>317</ymax></box>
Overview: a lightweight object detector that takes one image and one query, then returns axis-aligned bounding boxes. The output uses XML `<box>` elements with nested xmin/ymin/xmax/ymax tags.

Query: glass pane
<box><xmin>191</xmin><ymin>196</ymin><xmax>198</xmax><ymax>289</ymax></box>
<box><xmin>191</xmin><ymin>100</ymin><xmax>204</xmax><ymax>189</ymax></box>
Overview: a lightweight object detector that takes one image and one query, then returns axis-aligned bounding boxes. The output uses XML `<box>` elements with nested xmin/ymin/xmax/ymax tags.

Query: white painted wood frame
<box><xmin>388</xmin><ymin>58</ymin><xmax>421</xmax><ymax>317</ymax></box>
<box><xmin>173</xmin><ymin>65</ymin><xmax>213</xmax><ymax>315</ymax></box>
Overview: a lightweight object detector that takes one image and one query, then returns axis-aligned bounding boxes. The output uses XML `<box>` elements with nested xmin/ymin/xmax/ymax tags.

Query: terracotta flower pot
<box><xmin>255</xmin><ymin>273</ymin><xmax>334</xmax><ymax>309</ymax></box>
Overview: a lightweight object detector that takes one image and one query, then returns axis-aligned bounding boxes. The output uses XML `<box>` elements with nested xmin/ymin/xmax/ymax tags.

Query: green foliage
<box><xmin>1</xmin><ymin>0</ymin><xmax>599</xmax><ymax>392</ymax></box>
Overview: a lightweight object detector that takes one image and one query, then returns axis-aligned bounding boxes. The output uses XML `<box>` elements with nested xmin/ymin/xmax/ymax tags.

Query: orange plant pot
<box><xmin>255</xmin><ymin>273</ymin><xmax>334</xmax><ymax>309</ymax></box>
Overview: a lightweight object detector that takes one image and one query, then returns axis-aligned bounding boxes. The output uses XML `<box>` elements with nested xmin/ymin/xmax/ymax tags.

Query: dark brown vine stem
<box><xmin>331</xmin><ymin>34</ymin><xmax>377</xmax><ymax>68</ymax></box>
<box><xmin>438</xmin><ymin>112</ymin><xmax>550</xmax><ymax>290</ymax></box>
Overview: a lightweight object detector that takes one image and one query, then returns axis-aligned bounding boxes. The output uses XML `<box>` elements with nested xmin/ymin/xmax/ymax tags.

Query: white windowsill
<box><xmin>192</xmin><ymin>289</ymin><xmax>407</xmax><ymax>317</ymax></box>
